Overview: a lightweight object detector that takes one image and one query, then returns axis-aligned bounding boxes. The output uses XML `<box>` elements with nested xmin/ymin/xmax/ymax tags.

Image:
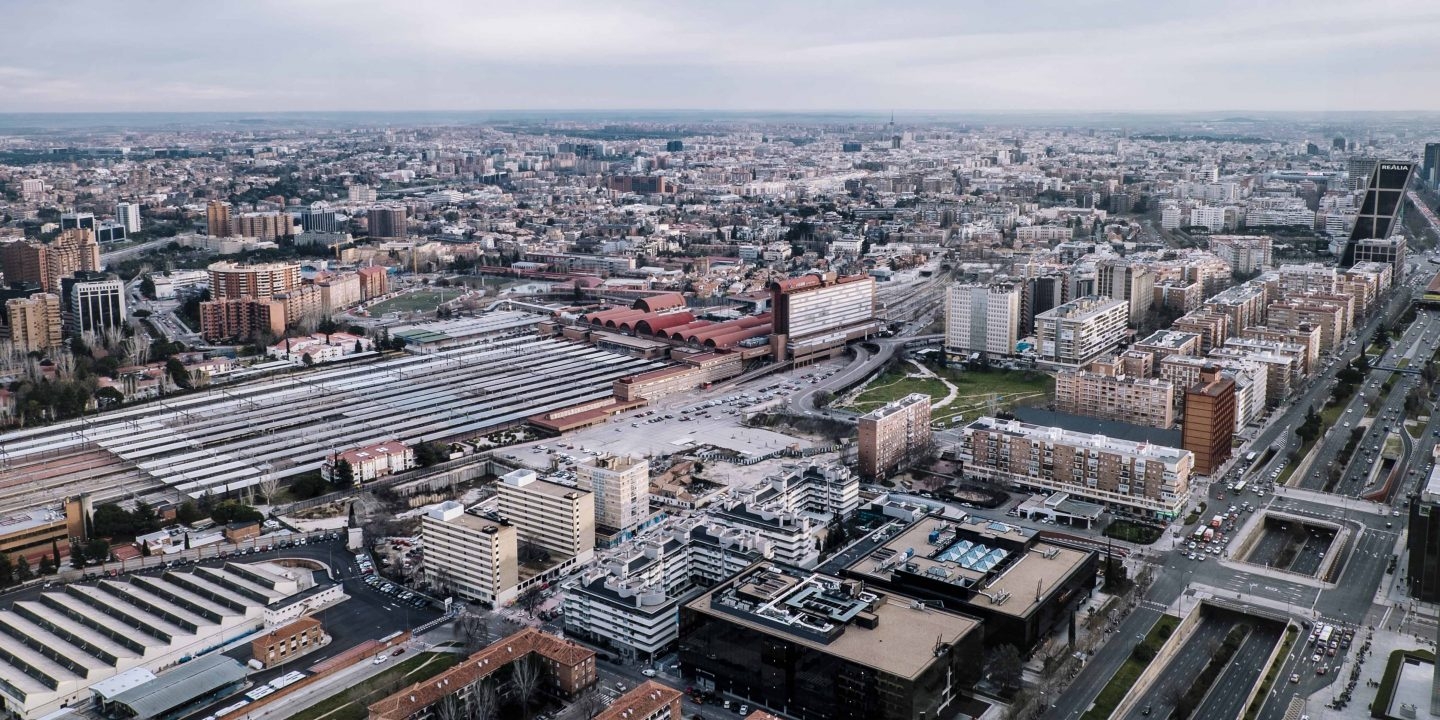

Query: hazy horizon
<box><xmin>4</xmin><ymin>0</ymin><xmax>1440</xmax><ymax>114</ymax></box>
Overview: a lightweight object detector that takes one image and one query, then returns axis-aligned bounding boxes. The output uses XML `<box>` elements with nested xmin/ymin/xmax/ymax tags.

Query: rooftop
<box><xmin>688</xmin><ymin>563</ymin><xmax>979</xmax><ymax>680</ymax></box>
<box><xmin>108</xmin><ymin>655</ymin><xmax>246</xmax><ymax>718</ymax></box>
<box><xmin>595</xmin><ymin>681</ymin><xmax>682</xmax><ymax>720</ymax></box>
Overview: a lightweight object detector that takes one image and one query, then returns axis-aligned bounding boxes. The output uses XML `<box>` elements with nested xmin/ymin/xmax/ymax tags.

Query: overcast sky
<box><xmin>3</xmin><ymin>0</ymin><xmax>1440</xmax><ymax>113</ymax></box>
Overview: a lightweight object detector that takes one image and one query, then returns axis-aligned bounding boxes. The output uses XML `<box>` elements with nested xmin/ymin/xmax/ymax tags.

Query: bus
<box><xmin>1245</xmin><ymin>451</ymin><xmax>1258</xmax><ymax>463</ymax></box>
<box><xmin>1233</xmin><ymin>481</ymin><xmax>1247</xmax><ymax>494</ymax></box>
<box><xmin>1316</xmin><ymin>626</ymin><xmax>1334</xmax><ymax>647</ymax></box>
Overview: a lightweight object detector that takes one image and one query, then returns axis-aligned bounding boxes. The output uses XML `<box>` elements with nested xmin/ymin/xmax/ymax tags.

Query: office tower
<box><xmin>420</xmin><ymin>501</ymin><xmax>519</xmax><ymax>606</ymax></box>
<box><xmin>347</xmin><ymin>185</ymin><xmax>377</xmax><ymax>203</ymax></box>
<box><xmin>1054</xmin><ymin>358</ymin><xmax>1175</xmax><ymax>429</ymax></box>
<box><xmin>206</xmin><ymin>201</ymin><xmax>232</xmax><ymax>237</ymax></box>
<box><xmin>94</xmin><ymin>222</ymin><xmax>126</xmax><ymax>243</ymax></box>
<box><xmin>1097</xmin><ymin>259</ymin><xmax>1155</xmax><ymax>325</ymax></box>
<box><xmin>666</xmin><ymin>140</ymin><xmax>684</xmax><ymax>152</ymax></box>
<box><xmin>769</xmin><ymin>272</ymin><xmax>879</xmax><ymax>362</ymax></box>
<box><xmin>6</xmin><ymin>293</ymin><xmax>63</xmax><ymax>352</ymax></box>
<box><xmin>367</xmin><ymin>205</ymin><xmax>407</xmax><ymax>238</ymax></box>
<box><xmin>45</xmin><ymin>229</ymin><xmax>101</xmax><ymax>294</ymax></box>
<box><xmin>857</xmin><ymin>393</ymin><xmax>933</xmax><ymax>478</ymax></box>
<box><xmin>944</xmin><ymin>283</ymin><xmax>1021</xmax><ymax>361</ymax></box>
<box><xmin>496</xmin><ymin>469</ymin><xmax>595</xmax><ymax>565</ymax></box>
<box><xmin>206</xmin><ymin>261</ymin><xmax>301</xmax><ymax>300</ymax></box>
<box><xmin>842</xmin><ymin>142</ymin><xmax>863</xmax><ymax>152</ymax></box>
<box><xmin>680</xmin><ymin>564</ymin><xmax>982</xmax><ymax>720</ymax></box>
<box><xmin>298</xmin><ymin>202</ymin><xmax>340</xmax><ymax>233</ymax></box>
<box><xmin>115</xmin><ymin>202</ymin><xmax>141</xmax><ymax>233</ymax></box>
<box><xmin>1342</xmin><ymin>161</ymin><xmax>1415</xmax><ymax>267</ymax></box>
<box><xmin>1034</xmin><ymin>296</ymin><xmax>1129</xmax><ymax>369</ymax></box>
<box><xmin>1333</xmin><ymin>136</ymin><xmax>1347</xmax><ymax>151</ymax></box>
<box><xmin>1407</xmin><ymin>472</ymin><xmax>1440</xmax><ymax>603</ymax></box>
<box><xmin>59</xmin><ymin>213</ymin><xmax>95</xmax><ymax>232</ymax></box>
<box><xmin>1182</xmin><ymin>366</ymin><xmax>1236</xmax><ymax>476</ymax></box>
<box><xmin>70</xmin><ymin>278</ymin><xmax>127</xmax><ymax>333</ymax></box>
<box><xmin>1425</xmin><ymin>143</ymin><xmax>1440</xmax><ymax>187</ymax></box>
<box><xmin>960</xmin><ymin>416</ymin><xmax>1195</xmax><ymax>519</ymax></box>
<box><xmin>577</xmin><ymin>455</ymin><xmax>650</xmax><ymax>538</ymax></box>
<box><xmin>20</xmin><ymin>179</ymin><xmax>44</xmax><ymax>199</ymax></box>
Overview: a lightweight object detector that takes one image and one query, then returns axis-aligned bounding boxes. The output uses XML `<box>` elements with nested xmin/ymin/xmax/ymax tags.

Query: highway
<box><xmin>1050</xmin><ymin>269</ymin><xmax>1422</xmax><ymax>720</ymax></box>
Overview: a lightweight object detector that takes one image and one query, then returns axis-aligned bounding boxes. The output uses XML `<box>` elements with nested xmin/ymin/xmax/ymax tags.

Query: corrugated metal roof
<box><xmin>109</xmin><ymin>655</ymin><xmax>246</xmax><ymax>718</ymax></box>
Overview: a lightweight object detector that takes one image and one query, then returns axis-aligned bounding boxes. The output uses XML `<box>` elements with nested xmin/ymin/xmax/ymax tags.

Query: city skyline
<box><xmin>3</xmin><ymin>0</ymin><xmax>1440</xmax><ymax>113</ymax></box>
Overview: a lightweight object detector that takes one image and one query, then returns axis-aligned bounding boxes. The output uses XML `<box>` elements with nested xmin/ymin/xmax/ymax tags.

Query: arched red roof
<box><xmin>633</xmin><ymin>293</ymin><xmax>686</xmax><ymax>313</ymax></box>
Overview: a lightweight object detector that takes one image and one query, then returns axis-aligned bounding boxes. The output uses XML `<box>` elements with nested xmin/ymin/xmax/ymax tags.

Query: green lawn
<box><xmin>841</xmin><ymin>365</ymin><xmax>1053</xmax><ymax>426</ymax></box>
<box><xmin>368</xmin><ymin>289</ymin><xmax>466</xmax><ymax>316</ymax></box>
<box><xmin>289</xmin><ymin>652</ymin><xmax>460</xmax><ymax>720</ymax></box>
<box><xmin>1082</xmin><ymin>614</ymin><xmax>1181</xmax><ymax>720</ymax></box>
<box><xmin>844</xmin><ymin>367</ymin><xmax>951</xmax><ymax>413</ymax></box>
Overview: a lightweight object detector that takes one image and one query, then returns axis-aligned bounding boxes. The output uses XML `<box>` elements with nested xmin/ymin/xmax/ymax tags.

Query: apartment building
<box><xmin>1153</xmin><ymin>278</ymin><xmax>1204</xmax><ymax>314</ymax></box>
<box><xmin>367</xmin><ymin>205</ymin><xmax>408</xmax><ymax>238</ymax></box>
<box><xmin>1182</xmin><ymin>366</ymin><xmax>1236</xmax><ymax>476</ymax></box>
<box><xmin>562</xmin><ymin>522</ymin><xmax>768</xmax><ymax>659</ymax></box>
<box><xmin>6</xmin><ymin>293</ymin><xmax>62</xmax><ymax>352</ymax></box>
<box><xmin>1278</xmin><ymin>263</ymin><xmax>1338</xmax><ymax>297</ymax></box>
<box><xmin>857</xmin><ymin>393</ymin><xmax>933</xmax><ymax>479</ymax></box>
<box><xmin>1131</xmin><ymin>330</ymin><xmax>1202</xmax><ymax>372</ymax></box>
<box><xmin>578</xmin><ymin>455</ymin><xmax>651</xmax><ymax>540</ymax></box>
<box><xmin>1207</xmin><ymin>235</ymin><xmax>1273</xmax><ymax>274</ymax></box>
<box><xmin>745</xmin><ymin>463</ymin><xmax>862</xmax><ymax>521</ymax></box>
<box><xmin>1033</xmin><ymin>296</ymin><xmax>1128</xmax><ymax>369</ymax></box>
<box><xmin>497</xmin><ymin>469</ymin><xmax>595</xmax><ymax>566</ymax></box>
<box><xmin>420</xmin><ymin>501</ymin><xmax>518</xmax><ymax>607</ymax></box>
<box><xmin>232</xmin><ymin>212</ymin><xmax>292</xmax><ymax>241</ymax></box>
<box><xmin>205</xmin><ymin>201</ymin><xmax>231</xmax><ymax>237</ymax></box>
<box><xmin>959</xmin><ymin>416</ymin><xmax>1194</xmax><ymax>519</ymax></box>
<box><xmin>199</xmin><ymin>297</ymin><xmax>285</xmax><ymax>341</ymax></box>
<box><xmin>1097</xmin><ymin>259</ymin><xmax>1154</xmax><ymax>325</ymax></box>
<box><xmin>207</xmin><ymin>261</ymin><xmax>301</xmax><ymax>300</ymax></box>
<box><xmin>1054</xmin><ymin>358</ymin><xmax>1175</xmax><ymax>429</ymax></box>
<box><xmin>1172</xmin><ymin>309</ymin><xmax>1231</xmax><ymax>353</ymax></box>
<box><xmin>358</xmin><ymin>265</ymin><xmax>389</xmax><ymax>300</ymax></box>
<box><xmin>321</xmin><ymin>441</ymin><xmax>414</xmax><ymax>483</ymax></box>
<box><xmin>944</xmin><ymin>282</ymin><xmax>1021</xmax><ymax>360</ymax></box>
<box><xmin>1203</xmin><ymin>284</ymin><xmax>1268</xmax><ymax>334</ymax></box>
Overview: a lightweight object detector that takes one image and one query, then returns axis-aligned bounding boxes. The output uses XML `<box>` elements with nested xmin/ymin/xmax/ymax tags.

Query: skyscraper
<box><xmin>1341</xmin><ymin>160</ymin><xmax>1415</xmax><ymax>267</ymax></box>
<box><xmin>206</xmin><ymin>201</ymin><xmax>232</xmax><ymax>237</ymax></box>
<box><xmin>70</xmin><ymin>278</ymin><xmax>127</xmax><ymax>333</ymax></box>
<box><xmin>45</xmin><ymin>229</ymin><xmax>101</xmax><ymax>294</ymax></box>
<box><xmin>1424</xmin><ymin>143</ymin><xmax>1440</xmax><ymax>187</ymax></box>
<box><xmin>115</xmin><ymin>202</ymin><xmax>141</xmax><ymax>233</ymax></box>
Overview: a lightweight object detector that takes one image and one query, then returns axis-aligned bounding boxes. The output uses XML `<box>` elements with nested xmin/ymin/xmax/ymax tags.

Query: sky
<box><xmin>3</xmin><ymin>0</ymin><xmax>1440</xmax><ymax>113</ymax></box>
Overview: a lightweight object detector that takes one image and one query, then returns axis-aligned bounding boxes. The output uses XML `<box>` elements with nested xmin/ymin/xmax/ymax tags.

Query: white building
<box><xmin>70</xmin><ymin>278</ymin><xmax>127</xmax><ymax>333</ymax></box>
<box><xmin>420</xmin><ymin>502</ymin><xmax>518</xmax><ymax>607</ymax></box>
<box><xmin>1034</xmin><ymin>296</ymin><xmax>1129</xmax><ymax>369</ymax></box>
<box><xmin>496</xmin><ymin>469</ymin><xmax>595</xmax><ymax>567</ymax></box>
<box><xmin>322</xmin><ymin>441</ymin><xmax>414</xmax><ymax>483</ymax></box>
<box><xmin>944</xmin><ymin>283</ymin><xmax>1021</xmax><ymax>360</ymax></box>
<box><xmin>577</xmin><ymin>455</ymin><xmax>650</xmax><ymax>539</ymax></box>
<box><xmin>115</xmin><ymin>202</ymin><xmax>141</xmax><ymax>233</ymax></box>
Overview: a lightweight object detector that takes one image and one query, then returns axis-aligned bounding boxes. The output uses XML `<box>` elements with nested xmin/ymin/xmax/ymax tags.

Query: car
<box><xmin>392</xmin><ymin>648</ymin><xmax>405</xmax><ymax>656</ymax></box>
<box><xmin>1311</xmin><ymin>653</ymin><xmax>1321</xmax><ymax>663</ymax></box>
<box><xmin>1290</xmin><ymin>673</ymin><xmax>1300</xmax><ymax>683</ymax></box>
<box><xmin>739</xmin><ymin>706</ymin><xmax>749</xmax><ymax>715</ymax></box>
<box><xmin>373</xmin><ymin>654</ymin><xmax>389</xmax><ymax>665</ymax></box>
<box><xmin>641</xmin><ymin>668</ymin><xmax>657</xmax><ymax>677</ymax></box>
<box><xmin>615</xmin><ymin>682</ymin><xmax>626</xmax><ymax>691</ymax></box>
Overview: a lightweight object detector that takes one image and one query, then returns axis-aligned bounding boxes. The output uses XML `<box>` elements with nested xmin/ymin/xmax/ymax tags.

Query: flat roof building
<box><xmin>1182</xmin><ymin>366</ymin><xmax>1237</xmax><ymax>477</ymax></box>
<box><xmin>680</xmin><ymin>562</ymin><xmax>983</xmax><ymax>720</ymax></box>
<box><xmin>857</xmin><ymin>394</ymin><xmax>933</xmax><ymax>479</ymax></box>
<box><xmin>843</xmin><ymin>514</ymin><xmax>1098</xmax><ymax>652</ymax></box>
<box><xmin>1034</xmin><ymin>296</ymin><xmax>1128</xmax><ymax>369</ymax></box>
<box><xmin>497</xmin><ymin>469</ymin><xmax>595</xmax><ymax>567</ymax></box>
<box><xmin>578</xmin><ymin>455</ymin><xmax>650</xmax><ymax>541</ymax></box>
<box><xmin>1054</xmin><ymin>357</ymin><xmax>1175</xmax><ymax>429</ymax></box>
<box><xmin>960</xmin><ymin>416</ymin><xmax>1194</xmax><ymax>520</ymax></box>
<box><xmin>421</xmin><ymin>501</ymin><xmax>519</xmax><ymax>608</ymax></box>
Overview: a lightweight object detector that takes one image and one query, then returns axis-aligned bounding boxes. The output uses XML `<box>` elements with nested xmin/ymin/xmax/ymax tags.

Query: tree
<box><xmin>332</xmin><ymin>458</ymin><xmax>356</xmax><ymax>489</ymax></box>
<box><xmin>133</xmin><ymin>500</ymin><xmax>159</xmax><ymax>534</ymax></box>
<box><xmin>518</xmin><ymin>584</ymin><xmax>544</xmax><ymax>618</ymax></box>
<box><xmin>210</xmin><ymin>501</ymin><xmax>264</xmax><ymax>526</ymax></box>
<box><xmin>38</xmin><ymin>554</ymin><xmax>56</xmax><ymax>575</ymax></box>
<box><xmin>85</xmin><ymin>538</ymin><xmax>111</xmax><ymax>564</ymax></box>
<box><xmin>165</xmin><ymin>357</ymin><xmax>192</xmax><ymax>389</ymax></box>
<box><xmin>0</xmin><ymin>553</ymin><xmax>13</xmax><ymax>587</ymax></box>
<box><xmin>91</xmin><ymin>503</ymin><xmax>136</xmax><ymax>538</ymax></box>
<box><xmin>510</xmin><ymin>655</ymin><xmax>542</xmax><ymax>720</ymax></box>
<box><xmin>414</xmin><ymin>441</ymin><xmax>447</xmax><ymax>467</ymax></box>
<box><xmin>139</xmin><ymin>276</ymin><xmax>156</xmax><ymax>299</ymax></box>
<box><xmin>354</xmin><ymin>339</ymin><xmax>364</xmax><ymax>354</ymax></box>
<box><xmin>433</xmin><ymin>694</ymin><xmax>464</xmax><ymax>720</ymax></box>
<box><xmin>575</xmin><ymin>686</ymin><xmax>608</xmax><ymax>719</ymax></box>
<box><xmin>471</xmin><ymin>681</ymin><xmax>499</xmax><ymax>720</ymax></box>
<box><xmin>456</xmin><ymin>611</ymin><xmax>491</xmax><ymax>654</ymax></box>
<box><xmin>176</xmin><ymin>500</ymin><xmax>205</xmax><ymax>525</ymax></box>
<box><xmin>987</xmin><ymin>644</ymin><xmax>1025</xmax><ymax>692</ymax></box>
<box><xmin>301</xmin><ymin>352</ymin><xmax>314</xmax><ymax>367</ymax></box>
<box><xmin>15</xmin><ymin>557</ymin><xmax>33</xmax><ymax>582</ymax></box>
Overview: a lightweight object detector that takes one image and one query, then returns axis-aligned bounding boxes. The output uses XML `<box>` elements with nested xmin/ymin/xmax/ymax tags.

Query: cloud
<box><xmin>0</xmin><ymin>0</ymin><xmax>1437</xmax><ymax>112</ymax></box>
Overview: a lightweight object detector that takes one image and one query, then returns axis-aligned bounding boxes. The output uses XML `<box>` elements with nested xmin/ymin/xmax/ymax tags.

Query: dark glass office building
<box><xmin>1408</xmin><ymin>471</ymin><xmax>1440</xmax><ymax>602</ymax></box>
<box><xmin>680</xmin><ymin>563</ymin><xmax>983</xmax><ymax>720</ymax></box>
